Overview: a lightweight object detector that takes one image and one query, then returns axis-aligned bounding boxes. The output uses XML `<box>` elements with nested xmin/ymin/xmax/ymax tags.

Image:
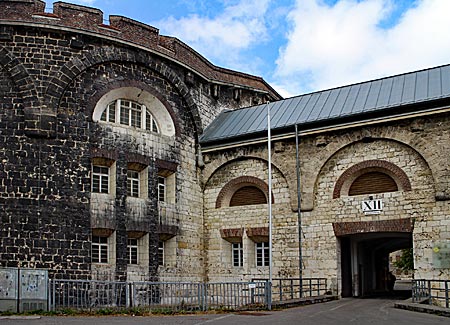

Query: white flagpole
<box><xmin>267</xmin><ymin>103</ymin><xmax>273</xmax><ymax>285</ymax></box>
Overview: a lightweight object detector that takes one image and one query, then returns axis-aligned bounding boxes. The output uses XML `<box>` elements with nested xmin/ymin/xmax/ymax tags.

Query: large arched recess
<box><xmin>0</xmin><ymin>46</ymin><xmax>45</xmax><ymax>135</ymax></box>
<box><xmin>203</xmin><ymin>156</ymin><xmax>289</xmax><ymax>208</ymax></box>
<box><xmin>312</xmin><ymin>137</ymin><xmax>436</xmax><ymax>203</ymax></box>
<box><xmin>44</xmin><ymin>46</ymin><xmax>203</xmax><ymax>139</ymax></box>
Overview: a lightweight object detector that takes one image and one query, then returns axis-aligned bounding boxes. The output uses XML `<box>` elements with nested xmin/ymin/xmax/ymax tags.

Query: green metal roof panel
<box><xmin>200</xmin><ymin>64</ymin><xmax>450</xmax><ymax>145</ymax></box>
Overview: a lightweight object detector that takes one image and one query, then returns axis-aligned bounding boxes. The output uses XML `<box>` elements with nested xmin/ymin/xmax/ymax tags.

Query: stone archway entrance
<box><xmin>333</xmin><ymin>218</ymin><xmax>413</xmax><ymax>297</ymax></box>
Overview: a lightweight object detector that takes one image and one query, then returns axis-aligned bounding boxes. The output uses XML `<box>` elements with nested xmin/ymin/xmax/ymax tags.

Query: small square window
<box><xmin>92</xmin><ymin>166</ymin><xmax>109</xmax><ymax>194</ymax></box>
<box><xmin>127</xmin><ymin>170</ymin><xmax>140</xmax><ymax>197</ymax></box>
<box><xmin>158</xmin><ymin>241</ymin><xmax>164</xmax><ymax>266</ymax></box>
<box><xmin>158</xmin><ymin>177</ymin><xmax>166</xmax><ymax>202</ymax></box>
<box><xmin>232</xmin><ymin>242</ymin><xmax>243</xmax><ymax>267</ymax></box>
<box><xmin>256</xmin><ymin>242</ymin><xmax>269</xmax><ymax>267</ymax></box>
<box><xmin>92</xmin><ymin>236</ymin><xmax>108</xmax><ymax>264</ymax></box>
<box><xmin>127</xmin><ymin>239</ymin><xmax>138</xmax><ymax>265</ymax></box>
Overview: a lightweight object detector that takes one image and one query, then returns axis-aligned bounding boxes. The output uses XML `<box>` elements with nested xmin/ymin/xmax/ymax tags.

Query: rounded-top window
<box><xmin>93</xmin><ymin>87</ymin><xmax>175</xmax><ymax>137</ymax></box>
<box><xmin>100</xmin><ymin>99</ymin><xmax>159</xmax><ymax>133</ymax></box>
<box><xmin>230</xmin><ymin>186</ymin><xmax>267</xmax><ymax>207</ymax></box>
<box><xmin>348</xmin><ymin>171</ymin><xmax>398</xmax><ymax>196</ymax></box>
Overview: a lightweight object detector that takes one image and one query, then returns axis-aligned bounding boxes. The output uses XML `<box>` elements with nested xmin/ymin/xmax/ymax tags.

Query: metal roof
<box><xmin>200</xmin><ymin>64</ymin><xmax>450</xmax><ymax>146</ymax></box>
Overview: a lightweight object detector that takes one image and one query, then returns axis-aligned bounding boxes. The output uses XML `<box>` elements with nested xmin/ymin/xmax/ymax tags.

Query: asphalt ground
<box><xmin>1</xmin><ymin>295</ymin><xmax>448</xmax><ymax>325</ymax></box>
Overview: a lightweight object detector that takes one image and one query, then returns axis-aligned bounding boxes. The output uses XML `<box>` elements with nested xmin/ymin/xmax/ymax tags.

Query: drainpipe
<box><xmin>295</xmin><ymin>124</ymin><xmax>303</xmax><ymax>296</ymax></box>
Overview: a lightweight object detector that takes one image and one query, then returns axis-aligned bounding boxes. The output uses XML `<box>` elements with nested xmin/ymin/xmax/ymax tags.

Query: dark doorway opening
<box><xmin>339</xmin><ymin>232</ymin><xmax>412</xmax><ymax>297</ymax></box>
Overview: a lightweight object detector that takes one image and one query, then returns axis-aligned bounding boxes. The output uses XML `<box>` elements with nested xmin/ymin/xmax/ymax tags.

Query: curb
<box><xmin>394</xmin><ymin>301</ymin><xmax>450</xmax><ymax>318</ymax></box>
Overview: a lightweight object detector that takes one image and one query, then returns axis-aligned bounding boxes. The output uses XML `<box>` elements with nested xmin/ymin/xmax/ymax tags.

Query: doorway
<box><xmin>339</xmin><ymin>232</ymin><xmax>412</xmax><ymax>297</ymax></box>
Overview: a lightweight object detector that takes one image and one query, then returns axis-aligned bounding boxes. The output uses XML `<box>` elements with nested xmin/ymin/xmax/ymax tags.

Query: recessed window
<box><xmin>158</xmin><ymin>241</ymin><xmax>164</xmax><ymax>266</ymax></box>
<box><xmin>232</xmin><ymin>242</ymin><xmax>243</xmax><ymax>267</ymax></box>
<box><xmin>230</xmin><ymin>186</ymin><xmax>267</xmax><ymax>207</ymax></box>
<box><xmin>256</xmin><ymin>242</ymin><xmax>269</xmax><ymax>267</ymax></box>
<box><xmin>158</xmin><ymin>177</ymin><xmax>166</xmax><ymax>202</ymax></box>
<box><xmin>127</xmin><ymin>239</ymin><xmax>138</xmax><ymax>265</ymax></box>
<box><xmin>100</xmin><ymin>99</ymin><xmax>159</xmax><ymax>133</ymax></box>
<box><xmin>92</xmin><ymin>236</ymin><xmax>108</xmax><ymax>264</ymax></box>
<box><xmin>92</xmin><ymin>166</ymin><xmax>109</xmax><ymax>194</ymax></box>
<box><xmin>127</xmin><ymin>170</ymin><xmax>140</xmax><ymax>198</ymax></box>
<box><xmin>349</xmin><ymin>172</ymin><xmax>398</xmax><ymax>196</ymax></box>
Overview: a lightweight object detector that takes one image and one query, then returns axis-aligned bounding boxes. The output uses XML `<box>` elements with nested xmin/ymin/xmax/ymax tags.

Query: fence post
<box><xmin>428</xmin><ymin>280</ymin><xmax>432</xmax><ymax>305</ymax></box>
<box><xmin>52</xmin><ymin>279</ymin><xmax>55</xmax><ymax>311</ymax></box>
<box><xmin>266</xmin><ymin>281</ymin><xmax>272</xmax><ymax>311</ymax></box>
<box><xmin>445</xmin><ymin>281</ymin><xmax>449</xmax><ymax>309</ymax></box>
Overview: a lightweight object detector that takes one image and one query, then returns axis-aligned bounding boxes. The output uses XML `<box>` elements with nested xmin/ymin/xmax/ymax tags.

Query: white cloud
<box><xmin>155</xmin><ymin>0</ymin><xmax>270</xmax><ymax>71</ymax></box>
<box><xmin>275</xmin><ymin>0</ymin><xmax>450</xmax><ymax>95</ymax></box>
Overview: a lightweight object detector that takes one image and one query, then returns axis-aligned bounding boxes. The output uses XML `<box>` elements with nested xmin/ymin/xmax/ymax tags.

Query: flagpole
<box><xmin>267</xmin><ymin>103</ymin><xmax>273</xmax><ymax>286</ymax></box>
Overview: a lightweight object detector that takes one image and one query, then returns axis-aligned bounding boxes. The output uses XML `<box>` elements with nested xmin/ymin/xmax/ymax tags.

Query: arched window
<box><xmin>229</xmin><ymin>186</ymin><xmax>267</xmax><ymax>206</ymax></box>
<box><xmin>333</xmin><ymin>160</ymin><xmax>412</xmax><ymax>198</ymax></box>
<box><xmin>92</xmin><ymin>87</ymin><xmax>176</xmax><ymax>137</ymax></box>
<box><xmin>216</xmin><ymin>176</ymin><xmax>272</xmax><ymax>208</ymax></box>
<box><xmin>100</xmin><ymin>99</ymin><xmax>159</xmax><ymax>133</ymax></box>
<box><xmin>349</xmin><ymin>171</ymin><xmax>398</xmax><ymax>196</ymax></box>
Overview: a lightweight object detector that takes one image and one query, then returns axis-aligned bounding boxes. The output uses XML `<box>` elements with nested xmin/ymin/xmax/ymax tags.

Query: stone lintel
<box><xmin>246</xmin><ymin>227</ymin><xmax>269</xmax><ymax>243</ymax></box>
<box><xmin>220</xmin><ymin>228</ymin><xmax>243</xmax><ymax>243</ymax></box>
<box><xmin>333</xmin><ymin>218</ymin><xmax>413</xmax><ymax>237</ymax></box>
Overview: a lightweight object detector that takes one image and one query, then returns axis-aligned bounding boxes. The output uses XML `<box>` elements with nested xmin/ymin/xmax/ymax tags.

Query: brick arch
<box><xmin>333</xmin><ymin>160</ymin><xmax>412</xmax><ymax>199</ymax></box>
<box><xmin>216</xmin><ymin>176</ymin><xmax>273</xmax><ymax>208</ymax></box>
<box><xmin>45</xmin><ymin>47</ymin><xmax>203</xmax><ymax>135</ymax></box>
<box><xmin>0</xmin><ymin>46</ymin><xmax>46</xmax><ymax>135</ymax></box>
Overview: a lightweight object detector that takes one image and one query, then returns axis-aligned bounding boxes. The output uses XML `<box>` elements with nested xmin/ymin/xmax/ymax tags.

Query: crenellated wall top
<box><xmin>0</xmin><ymin>0</ymin><xmax>281</xmax><ymax>100</ymax></box>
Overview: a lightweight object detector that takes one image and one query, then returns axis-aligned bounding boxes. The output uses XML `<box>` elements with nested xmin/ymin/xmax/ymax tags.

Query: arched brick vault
<box><xmin>215</xmin><ymin>175</ymin><xmax>274</xmax><ymax>208</ymax></box>
<box><xmin>203</xmin><ymin>156</ymin><xmax>288</xmax><ymax>206</ymax></box>
<box><xmin>0</xmin><ymin>46</ymin><xmax>43</xmax><ymax>111</ymax></box>
<box><xmin>308</xmin><ymin>136</ymin><xmax>437</xmax><ymax>209</ymax></box>
<box><xmin>44</xmin><ymin>47</ymin><xmax>203</xmax><ymax>136</ymax></box>
<box><xmin>333</xmin><ymin>159</ymin><xmax>412</xmax><ymax>199</ymax></box>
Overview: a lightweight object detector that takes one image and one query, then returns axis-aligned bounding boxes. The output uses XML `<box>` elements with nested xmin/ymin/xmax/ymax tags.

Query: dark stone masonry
<box><xmin>0</xmin><ymin>0</ymin><xmax>280</xmax><ymax>280</ymax></box>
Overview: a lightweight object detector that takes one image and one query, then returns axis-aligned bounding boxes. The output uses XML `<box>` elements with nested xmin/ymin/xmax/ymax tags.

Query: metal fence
<box><xmin>49</xmin><ymin>280</ymin><xmax>270</xmax><ymax>312</ymax></box>
<box><xmin>252</xmin><ymin>278</ymin><xmax>328</xmax><ymax>302</ymax></box>
<box><xmin>412</xmin><ymin>279</ymin><xmax>450</xmax><ymax>308</ymax></box>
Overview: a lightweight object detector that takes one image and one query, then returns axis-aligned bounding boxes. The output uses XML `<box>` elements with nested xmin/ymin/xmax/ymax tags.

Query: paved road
<box><xmin>1</xmin><ymin>297</ymin><xmax>447</xmax><ymax>324</ymax></box>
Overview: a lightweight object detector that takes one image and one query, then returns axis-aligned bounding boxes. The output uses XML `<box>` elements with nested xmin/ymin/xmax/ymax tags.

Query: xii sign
<box><xmin>362</xmin><ymin>199</ymin><xmax>383</xmax><ymax>214</ymax></box>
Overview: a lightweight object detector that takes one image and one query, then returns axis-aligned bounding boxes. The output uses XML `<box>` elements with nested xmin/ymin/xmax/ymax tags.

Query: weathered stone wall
<box><xmin>0</xmin><ymin>1</ymin><xmax>273</xmax><ymax>280</ymax></box>
<box><xmin>203</xmin><ymin>157</ymin><xmax>296</xmax><ymax>282</ymax></box>
<box><xmin>202</xmin><ymin>113</ymin><xmax>450</xmax><ymax>291</ymax></box>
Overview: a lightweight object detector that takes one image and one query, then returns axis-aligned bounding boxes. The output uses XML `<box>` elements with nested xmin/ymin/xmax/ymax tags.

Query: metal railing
<box><xmin>50</xmin><ymin>280</ymin><xmax>128</xmax><ymax>310</ymax></box>
<box><xmin>412</xmin><ymin>279</ymin><xmax>450</xmax><ymax>308</ymax></box>
<box><xmin>253</xmin><ymin>278</ymin><xmax>328</xmax><ymax>302</ymax></box>
<box><xmin>49</xmin><ymin>280</ymin><xmax>269</xmax><ymax>312</ymax></box>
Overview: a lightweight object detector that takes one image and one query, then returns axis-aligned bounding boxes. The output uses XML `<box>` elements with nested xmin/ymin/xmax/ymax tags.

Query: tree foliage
<box><xmin>393</xmin><ymin>248</ymin><xmax>414</xmax><ymax>271</ymax></box>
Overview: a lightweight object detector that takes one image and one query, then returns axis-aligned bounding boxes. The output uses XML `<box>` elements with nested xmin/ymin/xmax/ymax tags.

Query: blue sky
<box><xmin>43</xmin><ymin>1</ymin><xmax>450</xmax><ymax>98</ymax></box>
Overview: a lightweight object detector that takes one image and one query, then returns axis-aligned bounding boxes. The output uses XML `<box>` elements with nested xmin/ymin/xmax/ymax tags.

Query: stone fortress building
<box><xmin>0</xmin><ymin>0</ymin><xmax>449</xmax><ymax>298</ymax></box>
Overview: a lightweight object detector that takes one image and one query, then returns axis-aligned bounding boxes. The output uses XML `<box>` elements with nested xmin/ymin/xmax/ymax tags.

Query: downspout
<box><xmin>295</xmin><ymin>124</ymin><xmax>303</xmax><ymax>296</ymax></box>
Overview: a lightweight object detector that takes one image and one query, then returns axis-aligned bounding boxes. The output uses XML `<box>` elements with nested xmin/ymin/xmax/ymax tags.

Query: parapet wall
<box><xmin>0</xmin><ymin>0</ymin><xmax>280</xmax><ymax>98</ymax></box>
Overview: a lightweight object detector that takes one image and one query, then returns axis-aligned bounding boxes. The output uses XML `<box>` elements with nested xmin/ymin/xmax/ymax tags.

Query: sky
<box><xmin>43</xmin><ymin>0</ymin><xmax>450</xmax><ymax>98</ymax></box>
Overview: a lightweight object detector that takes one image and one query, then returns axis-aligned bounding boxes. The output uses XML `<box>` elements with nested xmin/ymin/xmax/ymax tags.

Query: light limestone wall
<box><xmin>202</xmin><ymin>114</ymin><xmax>450</xmax><ymax>289</ymax></box>
<box><xmin>203</xmin><ymin>157</ymin><xmax>298</xmax><ymax>282</ymax></box>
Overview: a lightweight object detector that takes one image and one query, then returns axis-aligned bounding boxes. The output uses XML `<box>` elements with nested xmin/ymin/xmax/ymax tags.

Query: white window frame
<box><xmin>100</xmin><ymin>99</ymin><xmax>159</xmax><ymax>133</ymax></box>
<box><xmin>158</xmin><ymin>241</ymin><xmax>164</xmax><ymax>266</ymax></box>
<box><xmin>158</xmin><ymin>176</ymin><xmax>166</xmax><ymax>202</ymax></box>
<box><xmin>127</xmin><ymin>170</ymin><xmax>140</xmax><ymax>198</ymax></box>
<box><xmin>232</xmin><ymin>242</ymin><xmax>243</xmax><ymax>267</ymax></box>
<box><xmin>256</xmin><ymin>242</ymin><xmax>269</xmax><ymax>267</ymax></box>
<box><xmin>127</xmin><ymin>238</ymin><xmax>139</xmax><ymax>265</ymax></box>
<box><xmin>92</xmin><ymin>236</ymin><xmax>108</xmax><ymax>264</ymax></box>
<box><xmin>92</xmin><ymin>165</ymin><xmax>109</xmax><ymax>194</ymax></box>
